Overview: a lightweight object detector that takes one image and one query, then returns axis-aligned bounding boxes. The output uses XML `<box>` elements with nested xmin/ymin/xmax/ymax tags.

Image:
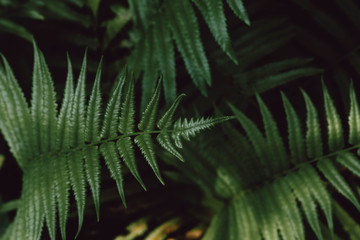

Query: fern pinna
<box><xmin>0</xmin><ymin>43</ymin><xmax>231</xmax><ymax>240</ymax></box>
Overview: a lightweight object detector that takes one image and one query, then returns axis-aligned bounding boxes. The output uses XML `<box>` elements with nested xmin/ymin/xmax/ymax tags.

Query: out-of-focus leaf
<box><xmin>0</xmin><ymin>155</ymin><xmax>4</xmax><ymax>171</ymax></box>
<box><xmin>252</xmin><ymin>67</ymin><xmax>323</xmax><ymax>93</ymax></box>
<box><xmin>87</xmin><ymin>0</ymin><xmax>101</xmax><ymax>16</ymax></box>
<box><xmin>0</xmin><ymin>19</ymin><xmax>33</xmax><ymax>41</ymax></box>
<box><xmin>12</xmin><ymin>8</ymin><xmax>45</xmax><ymax>20</ymax></box>
<box><xmin>43</xmin><ymin>1</ymin><xmax>91</xmax><ymax>28</ymax></box>
<box><xmin>102</xmin><ymin>5</ymin><xmax>132</xmax><ymax>47</ymax></box>
<box><xmin>0</xmin><ymin>198</ymin><xmax>10</xmax><ymax>236</ymax></box>
<box><xmin>0</xmin><ymin>0</ymin><xmax>10</xmax><ymax>6</ymax></box>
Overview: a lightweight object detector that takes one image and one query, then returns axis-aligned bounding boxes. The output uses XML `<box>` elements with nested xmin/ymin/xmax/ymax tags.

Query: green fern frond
<box><xmin>0</xmin><ymin>43</ymin><xmax>229</xmax><ymax>240</ymax></box>
<box><xmin>193</xmin><ymin>0</ymin><xmax>237</xmax><ymax>63</ymax></box>
<box><xmin>177</xmin><ymin>80</ymin><xmax>360</xmax><ymax>240</ymax></box>
<box><xmin>172</xmin><ymin>117</ymin><xmax>234</xmax><ymax>148</ymax></box>
<box><xmin>226</xmin><ymin>83</ymin><xmax>360</xmax><ymax>239</ymax></box>
<box><xmin>165</xmin><ymin>0</ymin><xmax>211</xmax><ymax>95</ymax></box>
<box><xmin>129</xmin><ymin>0</ymin><xmax>249</xmax><ymax>105</ymax></box>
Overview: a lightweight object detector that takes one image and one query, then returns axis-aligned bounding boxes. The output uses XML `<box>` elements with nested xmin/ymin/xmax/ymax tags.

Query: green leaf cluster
<box><xmin>0</xmin><ymin>43</ymin><xmax>229</xmax><ymax>239</ymax></box>
<box><xmin>128</xmin><ymin>0</ymin><xmax>249</xmax><ymax>105</ymax></box>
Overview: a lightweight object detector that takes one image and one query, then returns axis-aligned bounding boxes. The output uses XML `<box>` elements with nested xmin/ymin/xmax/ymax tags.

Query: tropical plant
<box><xmin>0</xmin><ymin>43</ymin><xmax>230</xmax><ymax>239</ymax></box>
<box><xmin>165</xmin><ymin>81</ymin><xmax>360</xmax><ymax>240</ymax></box>
<box><xmin>127</xmin><ymin>0</ymin><xmax>250</xmax><ymax>106</ymax></box>
<box><xmin>2</xmin><ymin>0</ymin><xmax>360</xmax><ymax>239</ymax></box>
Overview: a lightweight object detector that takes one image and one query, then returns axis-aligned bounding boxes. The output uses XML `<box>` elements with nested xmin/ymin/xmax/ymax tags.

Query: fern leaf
<box><xmin>101</xmin><ymin>69</ymin><xmax>126</xmax><ymax>138</ymax></box>
<box><xmin>65</xmin><ymin>53</ymin><xmax>88</xmax><ymax>237</ymax></box>
<box><xmin>135</xmin><ymin>135</ymin><xmax>163</xmax><ymax>184</ymax></box>
<box><xmin>286</xmin><ymin>169</ymin><xmax>323</xmax><ymax>240</ymax></box>
<box><xmin>256</xmin><ymin>95</ymin><xmax>288</xmax><ymax>171</ymax></box>
<box><xmin>55</xmin><ymin>56</ymin><xmax>73</xmax><ymax>239</ymax></box>
<box><xmin>231</xmin><ymin>197</ymin><xmax>261</xmax><ymax>240</ymax></box>
<box><xmin>0</xmin><ymin>56</ymin><xmax>33</xmax><ymax>166</ymax></box>
<box><xmin>141</xmin><ymin>26</ymin><xmax>158</xmax><ymax>109</ymax></box>
<box><xmin>54</xmin><ymin>156</ymin><xmax>70</xmax><ymax>240</ymax></box>
<box><xmin>0</xmin><ymin>44</ymin><xmax>222</xmax><ymax>239</ymax></box>
<box><xmin>58</xmin><ymin>54</ymin><xmax>74</xmax><ymax>150</ymax></box>
<box><xmin>158</xmin><ymin>93</ymin><xmax>185</xmax><ymax>129</ymax></box>
<box><xmin>117</xmin><ymin>137</ymin><xmax>146</xmax><ymax>188</ymax></box>
<box><xmin>252</xmin><ymin>67</ymin><xmax>323</xmax><ymax>94</ymax></box>
<box><xmin>0</xmin><ymin>55</ymin><xmax>33</xmax><ymax>155</ymax></box>
<box><xmin>322</xmin><ymin>82</ymin><xmax>344</xmax><ymax>151</ymax></box>
<box><xmin>100</xmin><ymin>142</ymin><xmax>126</xmax><ymax>206</ymax></box>
<box><xmin>119</xmin><ymin>76</ymin><xmax>135</xmax><ymax>134</ymax></box>
<box><xmin>136</xmin><ymin>81</ymin><xmax>163</xmax><ymax>183</ymax></box>
<box><xmin>273</xmin><ymin>179</ymin><xmax>305</xmax><ymax>240</ymax></box>
<box><xmin>85</xmin><ymin>58</ymin><xmax>102</xmax><ymax>142</ymax></box>
<box><xmin>337</xmin><ymin>152</ymin><xmax>360</xmax><ymax>177</ymax></box>
<box><xmin>193</xmin><ymin>0</ymin><xmax>237</xmax><ymax>63</ymax></box>
<box><xmin>318</xmin><ymin>159</ymin><xmax>360</xmax><ymax>210</ymax></box>
<box><xmin>117</xmin><ymin>77</ymin><xmax>147</xmax><ymax>187</ymax></box>
<box><xmin>71</xmin><ymin>52</ymin><xmax>87</xmax><ymax>147</ymax></box>
<box><xmin>153</xmin><ymin>15</ymin><xmax>176</xmax><ymax>103</ymax></box>
<box><xmin>84</xmin><ymin>60</ymin><xmax>102</xmax><ymax>220</ymax></box>
<box><xmin>268</xmin><ymin>185</ymin><xmax>296</xmax><ymax>240</ymax></box>
<box><xmin>251</xmin><ymin>189</ymin><xmax>278</xmax><ymax>240</ymax></box>
<box><xmin>300</xmin><ymin>165</ymin><xmax>333</xmax><ymax>235</ymax></box>
<box><xmin>229</xmin><ymin>103</ymin><xmax>270</xmax><ymax>176</ymax></box>
<box><xmin>156</xmin><ymin>94</ymin><xmax>185</xmax><ymax>161</ymax></box>
<box><xmin>348</xmin><ymin>81</ymin><xmax>360</xmax><ymax>145</ymax></box>
<box><xmin>281</xmin><ymin>92</ymin><xmax>306</xmax><ymax>163</ymax></box>
<box><xmin>84</xmin><ymin>146</ymin><xmax>101</xmax><ymax>221</ymax></box>
<box><xmin>38</xmin><ymin>158</ymin><xmax>57</xmax><ymax>240</ymax></box>
<box><xmin>24</xmin><ymin>162</ymin><xmax>44</xmax><ymax>240</ymax></box>
<box><xmin>67</xmin><ymin>151</ymin><xmax>86</xmax><ymax>237</ymax></box>
<box><xmin>157</xmin><ymin>133</ymin><xmax>184</xmax><ymax>162</ymax></box>
<box><xmin>138</xmin><ymin>78</ymin><xmax>161</xmax><ymax>131</ymax></box>
<box><xmin>172</xmin><ymin>117</ymin><xmax>234</xmax><ymax>148</ymax></box>
<box><xmin>31</xmin><ymin>42</ymin><xmax>58</xmax><ymax>154</ymax></box>
<box><xmin>302</xmin><ymin>89</ymin><xmax>323</xmax><ymax>158</ymax></box>
<box><xmin>226</xmin><ymin>0</ymin><xmax>250</xmax><ymax>25</ymax></box>
<box><xmin>165</xmin><ymin>0</ymin><xmax>211</xmax><ymax>95</ymax></box>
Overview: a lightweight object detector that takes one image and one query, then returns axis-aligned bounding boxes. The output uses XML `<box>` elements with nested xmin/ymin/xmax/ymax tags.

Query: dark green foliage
<box><xmin>168</xmin><ymin>83</ymin><xmax>360</xmax><ymax>240</ymax></box>
<box><xmin>2</xmin><ymin>0</ymin><xmax>360</xmax><ymax>239</ymax></box>
<box><xmin>0</xmin><ymin>43</ymin><xmax>230</xmax><ymax>239</ymax></box>
<box><xmin>128</xmin><ymin>0</ymin><xmax>249</xmax><ymax>106</ymax></box>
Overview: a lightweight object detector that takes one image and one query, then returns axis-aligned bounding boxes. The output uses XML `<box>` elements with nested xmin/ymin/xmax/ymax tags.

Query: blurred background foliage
<box><xmin>1</xmin><ymin>0</ymin><xmax>360</xmax><ymax>239</ymax></box>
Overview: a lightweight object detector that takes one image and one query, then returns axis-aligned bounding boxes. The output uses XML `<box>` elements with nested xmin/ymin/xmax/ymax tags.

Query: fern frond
<box><xmin>189</xmin><ymin>80</ymin><xmax>360</xmax><ymax>240</ymax></box>
<box><xmin>318</xmin><ymin>159</ymin><xmax>360</xmax><ymax>210</ymax></box>
<box><xmin>172</xmin><ymin>117</ymin><xmax>234</xmax><ymax>148</ymax></box>
<box><xmin>152</xmin><ymin>16</ymin><xmax>176</xmax><ymax>103</ymax></box>
<box><xmin>193</xmin><ymin>0</ymin><xmax>237</xmax><ymax>63</ymax></box>
<box><xmin>129</xmin><ymin>0</ymin><xmax>250</xmax><ymax>106</ymax></box>
<box><xmin>165</xmin><ymin>0</ymin><xmax>211</xmax><ymax>95</ymax></box>
<box><xmin>0</xmin><ymin>43</ymin><xmax>229</xmax><ymax>240</ymax></box>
